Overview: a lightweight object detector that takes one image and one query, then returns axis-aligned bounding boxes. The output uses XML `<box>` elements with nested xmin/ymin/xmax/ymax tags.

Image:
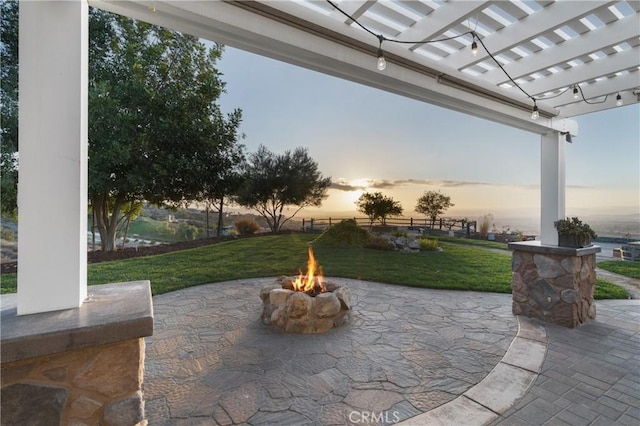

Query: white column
<box><xmin>540</xmin><ymin>132</ymin><xmax>566</xmax><ymax>245</ymax></box>
<box><xmin>18</xmin><ymin>1</ymin><xmax>88</xmax><ymax>315</ymax></box>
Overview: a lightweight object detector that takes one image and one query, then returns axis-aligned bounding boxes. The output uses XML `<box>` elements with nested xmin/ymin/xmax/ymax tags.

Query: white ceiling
<box><xmin>93</xmin><ymin>0</ymin><xmax>640</xmax><ymax>136</ymax></box>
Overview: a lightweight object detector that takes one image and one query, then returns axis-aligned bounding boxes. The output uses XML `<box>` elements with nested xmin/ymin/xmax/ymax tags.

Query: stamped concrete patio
<box><xmin>143</xmin><ymin>277</ymin><xmax>639</xmax><ymax>425</ymax></box>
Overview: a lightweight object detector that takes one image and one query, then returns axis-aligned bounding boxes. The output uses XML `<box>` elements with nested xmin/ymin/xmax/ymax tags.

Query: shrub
<box><xmin>478</xmin><ymin>213</ymin><xmax>494</xmax><ymax>238</ymax></box>
<box><xmin>234</xmin><ymin>218</ymin><xmax>260</xmax><ymax>236</ymax></box>
<box><xmin>418</xmin><ymin>238</ymin><xmax>439</xmax><ymax>251</ymax></box>
<box><xmin>391</xmin><ymin>230</ymin><xmax>408</xmax><ymax>238</ymax></box>
<box><xmin>365</xmin><ymin>236</ymin><xmax>395</xmax><ymax>251</ymax></box>
<box><xmin>315</xmin><ymin>219</ymin><xmax>373</xmax><ymax>246</ymax></box>
<box><xmin>1</xmin><ymin>227</ymin><xmax>16</xmax><ymax>241</ymax></box>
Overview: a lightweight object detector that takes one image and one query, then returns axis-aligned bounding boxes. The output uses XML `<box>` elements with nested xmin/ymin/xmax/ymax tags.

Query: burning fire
<box><xmin>292</xmin><ymin>246</ymin><xmax>326</xmax><ymax>294</ymax></box>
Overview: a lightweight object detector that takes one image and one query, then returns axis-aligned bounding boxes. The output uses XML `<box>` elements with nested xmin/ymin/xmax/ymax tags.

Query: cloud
<box><xmin>330</xmin><ymin>178</ymin><xmax>548</xmax><ymax>191</ymax></box>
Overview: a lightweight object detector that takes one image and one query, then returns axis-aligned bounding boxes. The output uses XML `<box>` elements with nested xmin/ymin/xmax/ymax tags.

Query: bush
<box><xmin>391</xmin><ymin>230</ymin><xmax>408</xmax><ymax>238</ymax></box>
<box><xmin>177</xmin><ymin>223</ymin><xmax>199</xmax><ymax>240</ymax></box>
<box><xmin>365</xmin><ymin>236</ymin><xmax>395</xmax><ymax>251</ymax></box>
<box><xmin>315</xmin><ymin>219</ymin><xmax>373</xmax><ymax>246</ymax></box>
<box><xmin>478</xmin><ymin>213</ymin><xmax>494</xmax><ymax>238</ymax></box>
<box><xmin>234</xmin><ymin>218</ymin><xmax>260</xmax><ymax>236</ymax></box>
<box><xmin>418</xmin><ymin>238</ymin><xmax>439</xmax><ymax>251</ymax></box>
<box><xmin>1</xmin><ymin>227</ymin><xmax>16</xmax><ymax>241</ymax></box>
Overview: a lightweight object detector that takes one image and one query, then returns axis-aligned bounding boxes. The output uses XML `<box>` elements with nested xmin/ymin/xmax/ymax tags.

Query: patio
<box><xmin>143</xmin><ymin>277</ymin><xmax>639</xmax><ymax>425</ymax></box>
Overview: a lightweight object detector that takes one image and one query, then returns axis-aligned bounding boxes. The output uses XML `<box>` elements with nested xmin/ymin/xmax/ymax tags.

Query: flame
<box><xmin>292</xmin><ymin>246</ymin><xmax>326</xmax><ymax>294</ymax></box>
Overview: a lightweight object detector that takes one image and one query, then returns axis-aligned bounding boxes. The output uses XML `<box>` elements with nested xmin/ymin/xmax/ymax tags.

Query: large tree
<box><xmin>0</xmin><ymin>1</ymin><xmax>18</xmax><ymax>216</ymax></box>
<box><xmin>235</xmin><ymin>145</ymin><xmax>331</xmax><ymax>232</ymax></box>
<box><xmin>415</xmin><ymin>190</ymin><xmax>454</xmax><ymax>231</ymax></box>
<box><xmin>186</xmin><ymin>109</ymin><xmax>245</xmax><ymax>237</ymax></box>
<box><xmin>88</xmin><ymin>9</ymin><xmax>243</xmax><ymax>251</ymax></box>
<box><xmin>355</xmin><ymin>192</ymin><xmax>403</xmax><ymax>227</ymax></box>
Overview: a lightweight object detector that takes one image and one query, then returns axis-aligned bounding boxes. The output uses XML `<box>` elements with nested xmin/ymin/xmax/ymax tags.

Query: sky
<box><xmin>215</xmin><ymin>46</ymin><xmax>639</xmax><ymax>229</ymax></box>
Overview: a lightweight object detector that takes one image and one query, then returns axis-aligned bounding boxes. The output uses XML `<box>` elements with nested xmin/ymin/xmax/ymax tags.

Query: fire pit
<box><xmin>260</xmin><ymin>247</ymin><xmax>352</xmax><ymax>334</ymax></box>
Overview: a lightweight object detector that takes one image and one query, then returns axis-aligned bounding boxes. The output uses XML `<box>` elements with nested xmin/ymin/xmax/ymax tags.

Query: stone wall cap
<box><xmin>508</xmin><ymin>241</ymin><xmax>601</xmax><ymax>256</ymax></box>
<box><xmin>1</xmin><ymin>281</ymin><xmax>153</xmax><ymax>363</ymax></box>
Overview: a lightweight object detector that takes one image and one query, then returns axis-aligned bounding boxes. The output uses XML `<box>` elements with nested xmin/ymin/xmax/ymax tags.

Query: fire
<box><xmin>292</xmin><ymin>246</ymin><xmax>326</xmax><ymax>294</ymax></box>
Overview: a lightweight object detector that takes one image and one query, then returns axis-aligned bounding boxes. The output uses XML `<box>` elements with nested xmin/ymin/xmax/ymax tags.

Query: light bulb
<box><xmin>531</xmin><ymin>105</ymin><xmax>539</xmax><ymax>120</ymax></box>
<box><xmin>376</xmin><ymin>49</ymin><xmax>386</xmax><ymax>71</ymax></box>
<box><xmin>573</xmin><ymin>86</ymin><xmax>579</xmax><ymax>99</ymax></box>
<box><xmin>616</xmin><ymin>93</ymin><xmax>623</xmax><ymax>106</ymax></box>
<box><xmin>471</xmin><ymin>40</ymin><xmax>478</xmax><ymax>56</ymax></box>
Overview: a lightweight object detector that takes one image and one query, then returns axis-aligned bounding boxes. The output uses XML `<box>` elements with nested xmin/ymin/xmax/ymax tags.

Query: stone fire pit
<box><xmin>260</xmin><ymin>276</ymin><xmax>352</xmax><ymax>334</ymax></box>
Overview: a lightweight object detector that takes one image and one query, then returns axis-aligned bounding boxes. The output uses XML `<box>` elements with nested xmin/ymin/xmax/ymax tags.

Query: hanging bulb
<box><xmin>376</xmin><ymin>36</ymin><xmax>386</xmax><ymax>71</ymax></box>
<box><xmin>377</xmin><ymin>48</ymin><xmax>386</xmax><ymax>71</ymax></box>
<box><xmin>471</xmin><ymin>40</ymin><xmax>478</xmax><ymax>56</ymax></box>
<box><xmin>573</xmin><ymin>86</ymin><xmax>579</xmax><ymax>99</ymax></box>
<box><xmin>531</xmin><ymin>103</ymin><xmax>539</xmax><ymax>120</ymax></box>
<box><xmin>616</xmin><ymin>93</ymin><xmax>623</xmax><ymax>106</ymax></box>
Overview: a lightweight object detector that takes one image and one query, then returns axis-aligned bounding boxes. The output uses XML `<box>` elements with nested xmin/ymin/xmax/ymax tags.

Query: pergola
<box><xmin>17</xmin><ymin>1</ymin><xmax>640</xmax><ymax>315</ymax></box>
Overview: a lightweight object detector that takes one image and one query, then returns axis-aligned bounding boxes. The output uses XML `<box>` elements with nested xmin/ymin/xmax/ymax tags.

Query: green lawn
<box><xmin>434</xmin><ymin>235</ymin><xmax>511</xmax><ymax>251</ymax></box>
<box><xmin>598</xmin><ymin>260</ymin><xmax>640</xmax><ymax>279</ymax></box>
<box><xmin>0</xmin><ymin>233</ymin><xmax>628</xmax><ymax>299</ymax></box>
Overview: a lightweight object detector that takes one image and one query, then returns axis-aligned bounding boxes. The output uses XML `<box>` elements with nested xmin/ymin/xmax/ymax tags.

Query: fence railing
<box><xmin>301</xmin><ymin>217</ymin><xmax>477</xmax><ymax>236</ymax></box>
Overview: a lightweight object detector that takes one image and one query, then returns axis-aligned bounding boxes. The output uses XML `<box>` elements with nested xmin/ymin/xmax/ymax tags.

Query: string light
<box><xmin>531</xmin><ymin>102</ymin><xmax>539</xmax><ymax>120</ymax></box>
<box><xmin>376</xmin><ymin>36</ymin><xmax>386</xmax><ymax>71</ymax></box>
<box><xmin>325</xmin><ymin>0</ymin><xmax>628</xmax><ymax>120</ymax></box>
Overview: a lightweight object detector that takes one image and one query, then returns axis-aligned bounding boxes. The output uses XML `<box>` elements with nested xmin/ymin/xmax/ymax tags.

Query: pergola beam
<box><xmin>92</xmin><ymin>0</ymin><xmax>564</xmax><ymax>135</ymax></box>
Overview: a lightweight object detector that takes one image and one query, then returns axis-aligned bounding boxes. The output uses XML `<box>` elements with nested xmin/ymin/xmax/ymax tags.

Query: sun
<box><xmin>336</xmin><ymin>178</ymin><xmax>371</xmax><ymax>208</ymax></box>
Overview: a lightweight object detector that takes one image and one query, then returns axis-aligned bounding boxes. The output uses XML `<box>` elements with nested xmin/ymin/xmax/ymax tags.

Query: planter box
<box><xmin>558</xmin><ymin>233</ymin><xmax>592</xmax><ymax>248</ymax></box>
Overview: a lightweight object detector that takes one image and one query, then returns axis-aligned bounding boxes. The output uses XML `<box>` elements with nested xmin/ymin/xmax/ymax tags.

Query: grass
<box><xmin>434</xmin><ymin>235</ymin><xmax>511</xmax><ymax>250</ymax></box>
<box><xmin>0</xmin><ymin>234</ymin><xmax>628</xmax><ymax>299</ymax></box>
<box><xmin>598</xmin><ymin>260</ymin><xmax>640</xmax><ymax>279</ymax></box>
<box><xmin>595</xmin><ymin>278</ymin><xmax>630</xmax><ymax>299</ymax></box>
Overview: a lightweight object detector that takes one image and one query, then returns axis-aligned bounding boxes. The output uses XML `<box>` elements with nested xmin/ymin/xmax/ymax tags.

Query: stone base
<box><xmin>260</xmin><ymin>277</ymin><xmax>352</xmax><ymax>333</ymax></box>
<box><xmin>1</xmin><ymin>281</ymin><xmax>153</xmax><ymax>425</ymax></box>
<box><xmin>509</xmin><ymin>242</ymin><xmax>600</xmax><ymax>328</ymax></box>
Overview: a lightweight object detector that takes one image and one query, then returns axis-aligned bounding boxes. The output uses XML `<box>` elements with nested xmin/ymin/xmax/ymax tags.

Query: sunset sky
<box><xmin>216</xmin><ymin>46</ymin><xmax>639</xmax><ymax>225</ymax></box>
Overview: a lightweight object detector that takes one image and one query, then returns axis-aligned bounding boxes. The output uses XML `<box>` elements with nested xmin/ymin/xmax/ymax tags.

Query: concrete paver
<box><xmin>491</xmin><ymin>299</ymin><xmax>640</xmax><ymax>426</ymax></box>
<box><xmin>145</xmin><ymin>278</ymin><xmax>517</xmax><ymax>425</ymax></box>
<box><xmin>144</xmin><ymin>277</ymin><xmax>639</xmax><ymax>425</ymax></box>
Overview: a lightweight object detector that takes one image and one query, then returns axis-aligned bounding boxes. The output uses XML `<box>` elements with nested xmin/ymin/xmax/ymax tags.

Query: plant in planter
<box><xmin>553</xmin><ymin>217</ymin><xmax>597</xmax><ymax>248</ymax></box>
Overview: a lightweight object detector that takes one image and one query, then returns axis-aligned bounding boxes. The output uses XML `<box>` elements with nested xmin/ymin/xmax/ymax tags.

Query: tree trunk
<box><xmin>92</xmin><ymin>194</ymin><xmax>123</xmax><ymax>252</ymax></box>
<box><xmin>121</xmin><ymin>200</ymin><xmax>135</xmax><ymax>249</ymax></box>
<box><xmin>206</xmin><ymin>206</ymin><xmax>210</xmax><ymax>238</ymax></box>
<box><xmin>216</xmin><ymin>197</ymin><xmax>224</xmax><ymax>238</ymax></box>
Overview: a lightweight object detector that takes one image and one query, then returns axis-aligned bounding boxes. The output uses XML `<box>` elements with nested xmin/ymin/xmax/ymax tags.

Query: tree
<box><xmin>355</xmin><ymin>192</ymin><xmax>403</xmax><ymax>227</ymax></box>
<box><xmin>415</xmin><ymin>190</ymin><xmax>454</xmax><ymax>232</ymax></box>
<box><xmin>235</xmin><ymin>145</ymin><xmax>331</xmax><ymax>233</ymax></box>
<box><xmin>0</xmin><ymin>1</ymin><xmax>18</xmax><ymax>216</ymax></box>
<box><xmin>188</xmin><ymin>109</ymin><xmax>246</xmax><ymax>238</ymax></box>
<box><xmin>88</xmin><ymin>9</ymin><xmax>243</xmax><ymax>251</ymax></box>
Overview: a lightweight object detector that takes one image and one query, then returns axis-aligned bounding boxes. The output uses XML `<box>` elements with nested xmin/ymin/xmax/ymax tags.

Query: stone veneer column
<box><xmin>509</xmin><ymin>241</ymin><xmax>601</xmax><ymax>328</ymax></box>
<box><xmin>1</xmin><ymin>282</ymin><xmax>153</xmax><ymax>425</ymax></box>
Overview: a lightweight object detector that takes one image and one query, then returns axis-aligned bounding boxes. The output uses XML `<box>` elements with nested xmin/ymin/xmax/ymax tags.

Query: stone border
<box><xmin>398</xmin><ymin>316</ymin><xmax>548</xmax><ymax>425</ymax></box>
<box><xmin>1</xmin><ymin>281</ymin><xmax>154</xmax><ymax>363</ymax></box>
